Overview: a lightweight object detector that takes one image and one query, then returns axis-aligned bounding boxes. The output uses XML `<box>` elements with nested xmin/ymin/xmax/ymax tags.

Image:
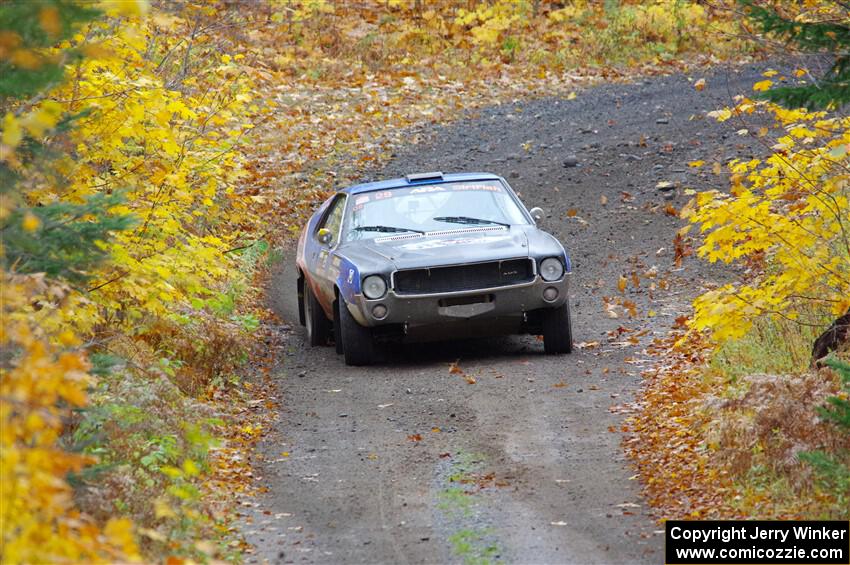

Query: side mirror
<box><xmin>529</xmin><ymin>207</ymin><xmax>545</xmax><ymax>222</ymax></box>
<box><xmin>317</xmin><ymin>228</ymin><xmax>333</xmax><ymax>245</ymax></box>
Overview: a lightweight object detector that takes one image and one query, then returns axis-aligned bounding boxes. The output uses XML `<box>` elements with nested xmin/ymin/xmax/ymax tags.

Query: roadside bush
<box><xmin>657</xmin><ymin>1</ymin><xmax>850</xmax><ymax>520</ymax></box>
<box><xmin>1</xmin><ymin>1</ymin><xmax>259</xmax><ymax>560</ymax></box>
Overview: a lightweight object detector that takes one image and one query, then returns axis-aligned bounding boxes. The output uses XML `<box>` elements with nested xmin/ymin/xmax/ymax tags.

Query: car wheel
<box><xmin>333</xmin><ymin>299</ymin><xmax>343</xmax><ymax>355</ymax></box>
<box><xmin>304</xmin><ymin>283</ymin><xmax>331</xmax><ymax>346</ymax></box>
<box><xmin>542</xmin><ymin>300</ymin><xmax>573</xmax><ymax>354</ymax></box>
<box><xmin>339</xmin><ymin>296</ymin><xmax>375</xmax><ymax>366</ymax></box>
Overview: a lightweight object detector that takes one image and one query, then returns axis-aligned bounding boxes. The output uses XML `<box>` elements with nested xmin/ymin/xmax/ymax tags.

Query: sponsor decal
<box><xmin>410</xmin><ymin>185</ymin><xmax>446</xmax><ymax>194</ymax></box>
<box><xmin>399</xmin><ymin>235</ymin><xmax>507</xmax><ymax>250</ymax></box>
<box><xmin>447</xmin><ymin>183</ymin><xmax>502</xmax><ymax>192</ymax></box>
<box><xmin>355</xmin><ymin>195</ymin><xmax>370</xmax><ymax>205</ymax></box>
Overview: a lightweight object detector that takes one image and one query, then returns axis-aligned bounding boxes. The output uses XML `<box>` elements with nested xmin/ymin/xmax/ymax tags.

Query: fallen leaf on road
<box><xmin>407</xmin><ymin>434</ymin><xmax>422</xmax><ymax>442</ymax></box>
<box><xmin>694</xmin><ymin>78</ymin><xmax>706</xmax><ymax>91</ymax></box>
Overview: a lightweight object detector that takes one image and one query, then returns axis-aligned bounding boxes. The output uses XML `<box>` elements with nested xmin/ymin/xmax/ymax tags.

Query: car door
<box><xmin>307</xmin><ymin>193</ymin><xmax>347</xmax><ymax>315</ymax></box>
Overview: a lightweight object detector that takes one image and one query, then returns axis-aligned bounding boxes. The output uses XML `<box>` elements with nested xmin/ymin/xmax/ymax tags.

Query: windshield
<box><xmin>345</xmin><ymin>180</ymin><xmax>529</xmax><ymax>241</ymax></box>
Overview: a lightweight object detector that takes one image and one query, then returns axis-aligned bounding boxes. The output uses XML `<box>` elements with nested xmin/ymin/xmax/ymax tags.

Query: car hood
<box><xmin>339</xmin><ymin>225</ymin><xmax>557</xmax><ymax>272</ymax></box>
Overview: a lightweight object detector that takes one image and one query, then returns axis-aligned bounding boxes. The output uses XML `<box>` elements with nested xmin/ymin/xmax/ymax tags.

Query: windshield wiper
<box><xmin>432</xmin><ymin>216</ymin><xmax>510</xmax><ymax>227</ymax></box>
<box><xmin>352</xmin><ymin>225</ymin><xmax>424</xmax><ymax>234</ymax></box>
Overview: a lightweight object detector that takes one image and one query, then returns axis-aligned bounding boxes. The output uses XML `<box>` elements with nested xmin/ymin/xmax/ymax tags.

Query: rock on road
<box><xmin>241</xmin><ymin>63</ymin><xmax>773</xmax><ymax>564</ymax></box>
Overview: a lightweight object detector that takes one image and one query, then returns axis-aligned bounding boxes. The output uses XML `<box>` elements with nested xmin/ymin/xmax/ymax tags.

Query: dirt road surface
<box><xmin>240</xmin><ymin>63</ymin><xmax>772</xmax><ymax>564</ymax></box>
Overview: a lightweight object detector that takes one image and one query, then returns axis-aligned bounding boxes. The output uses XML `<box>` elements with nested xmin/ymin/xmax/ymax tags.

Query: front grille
<box><xmin>393</xmin><ymin>259</ymin><xmax>534</xmax><ymax>295</ymax></box>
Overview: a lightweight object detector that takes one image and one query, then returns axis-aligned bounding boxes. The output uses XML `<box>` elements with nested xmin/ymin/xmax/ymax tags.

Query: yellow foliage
<box><xmin>11</xmin><ymin>9</ymin><xmax>256</xmax><ymax>335</ymax></box>
<box><xmin>687</xmin><ymin>100</ymin><xmax>850</xmax><ymax>341</ymax></box>
<box><xmin>2</xmin><ymin>3</ymin><xmax>257</xmax><ymax>560</ymax></box>
<box><xmin>1</xmin><ymin>276</ymin><xmax>140</xmax><ymax>563</ymax></box>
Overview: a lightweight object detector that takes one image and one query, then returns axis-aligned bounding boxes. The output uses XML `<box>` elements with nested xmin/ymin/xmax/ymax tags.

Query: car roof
<box><xmin>341</xmin><ymin>172</ymin><xmax>504</xmax><ymax>195</ymax></box>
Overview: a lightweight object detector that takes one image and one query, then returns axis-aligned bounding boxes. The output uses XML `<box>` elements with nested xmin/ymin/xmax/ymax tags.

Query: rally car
<box><xmin>295</xmin><ymin>171</ymin><xmax>572</xmax><ymax>366</ymax></box>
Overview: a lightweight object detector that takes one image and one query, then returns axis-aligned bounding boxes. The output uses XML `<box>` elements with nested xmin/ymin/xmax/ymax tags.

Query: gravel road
<box><xmin>241</xmin><ymin>63</ymin><xmax>775</xmax><ymax>564</ymax></box>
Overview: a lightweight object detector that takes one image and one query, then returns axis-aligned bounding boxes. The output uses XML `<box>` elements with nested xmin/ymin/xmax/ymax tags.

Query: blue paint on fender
<box><xmin>336</xmin><ymin>256</ymin><xmax>360</xmax><ymax>304</ymax></box>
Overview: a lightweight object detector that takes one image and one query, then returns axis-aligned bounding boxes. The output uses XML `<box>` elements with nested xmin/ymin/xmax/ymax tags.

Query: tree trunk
<box><xmin>812</xmin><ymin>307</ymin><xmax>850</xmax><ymax>367</ymax></box>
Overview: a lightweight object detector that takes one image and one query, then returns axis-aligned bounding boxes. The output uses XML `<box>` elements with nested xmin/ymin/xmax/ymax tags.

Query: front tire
<box><xmin>542</xmin><ymin>300</ymin><xmax>573</xmax><ymax>354</ymax></box>
<box><xmin>304</xmin><ymin>283</ymin><xmax>331</xmax><ymax>346</ymax></box>
<box><xmin>339</xmin><ymin>297</ymin><xmax>375</xmax><ymax>366</ymax></box>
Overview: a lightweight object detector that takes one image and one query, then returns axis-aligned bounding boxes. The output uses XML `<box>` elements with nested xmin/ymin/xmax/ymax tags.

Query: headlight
<box><xmin>362</xmin><ymin>275</ymin><xmax>387</xmax><ymax>299</ymax></box>
<box><xmin>540</xmin><ymin>257</ymin><xmax>565</xmax><ymax>281</ymax></box>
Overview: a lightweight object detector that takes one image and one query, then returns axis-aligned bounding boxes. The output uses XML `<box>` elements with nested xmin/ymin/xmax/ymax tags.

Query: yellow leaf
<box><xmin>22</xmin><ymin>212</ymin><xmax>40</xmax><ymax>232</ymax></box>
<box><xmin>688</xmin><ymin>160</ymin><xmax>704</xmax><ymax>168</ymax></box>
<box><xmin>752</xmin><ymin>80</ymin><xmax>772</xmax><ymax>92</ymax></box>
<box><xmin>566</xmin><ymin>92</ymin><xmax>577</xmax><ymax>100</ymax></box>
<box><xmin>57</xmin><ymin>330</ymin><xmax>78</xmax><ymax>347</ymax></box>
<box><xmin>707</xmin><ymin>108</ymin><xmax>732</xmax><ymax>122</ymax></box>
<box><xmin>99</xmin><ymin>0</ymin><xmax>149</xmax><ymax>16</ymax></box>
<box><xmin>2</xmin><ymin>112</ymin><xmax>22</xmax><ymax>148</ymax></box>
<box><xmin>21</xmin><ymin>103</ymin><xmax>63</xmax><ymax>137</ymax></box>
<box><xmin>693</xmin><ymin>78</ymin><xmax>706</xmax><ymax>91</ymax></box>
<box><xmin>103</xmin><ymin>517</ymin><xmax>139</xmax><ymax>558</ymax></box>
<box><xmin>182</xmin><ymin>459</ymin><xmax>200</xmax><ymax>477</ymax></box>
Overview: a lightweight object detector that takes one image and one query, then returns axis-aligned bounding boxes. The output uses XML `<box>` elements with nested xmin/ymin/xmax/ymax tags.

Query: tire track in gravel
<box><xmin>240</xmin><ymin>62</ymin><xmax>774</xmax><ymax>564</ymax></box>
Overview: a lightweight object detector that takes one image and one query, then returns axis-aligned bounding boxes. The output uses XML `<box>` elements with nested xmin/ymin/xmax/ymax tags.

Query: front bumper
<box><xmin>347</xmin><ymin>274</ymin><xmax>570</xmax><ymax>331</ymax></box>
